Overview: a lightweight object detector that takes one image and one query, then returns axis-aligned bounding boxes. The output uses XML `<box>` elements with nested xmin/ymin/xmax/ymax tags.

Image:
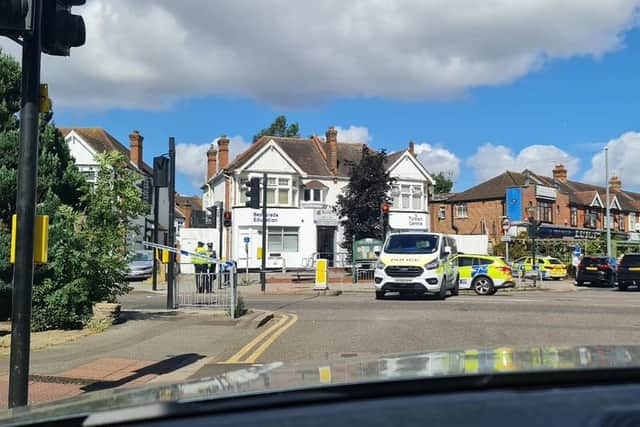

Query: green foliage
<box><xmin>253</xmin><ymin>115</ymin><xmax>300</xmax><ymax>142</ymax></box>
<box><xmin>336</xmin><ymin>147</ymin><xmax>392</xmax><ymax>254</ymax></box>
<box><xmin>0</xmin><ymin>49</ymin><xmax>21</xmax><ymax>132</ymax></box>
<box><xmin>433</xmin><ymin>172</ymin><xmax>454</xmax><ymax>194</ymax></box>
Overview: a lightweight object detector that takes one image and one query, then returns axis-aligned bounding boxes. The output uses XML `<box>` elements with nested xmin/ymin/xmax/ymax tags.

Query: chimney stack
<box><xmin>408</xmin><ymin>140</ymin><xmax>415</xmax><ymax>157</ymax></box>
<box><xmin>206</xmin><ymin>144</ymin><xmax>218</xmax><ymax>180</ymax></box>
<box><xmin>217</xmin><ymin>135</ymin><xmax>230</xmax><ymax>171</ymax></box>
<box><xmin>128</xmin><ymin>130</ymin><xmax>144</xmax><ymax>170</ymax></box>
<box><xmin>326</xmin><ymin>126</ymin><xmax>338</xmax><ymax>175</ymax></box>
<box><xmin>609</xmin><ymin>175</ymin><xmax>622</xmax><ymax>193</ymax></box>
<box><xmin>552</xmin><ymin>164</ymin><xmax>567</xmax><ymax>183</ymax></box>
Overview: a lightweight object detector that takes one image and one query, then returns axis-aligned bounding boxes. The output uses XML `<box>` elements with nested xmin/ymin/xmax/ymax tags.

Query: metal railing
<box><xmin>355</xmin><ymin>268</ymin><xmax>375</xmax><ymax>282</ymax></box>
<box><xmin>301</xmin><ymin>252</ymin><xmax>351</xmax><ymax>269</ymax></box>
<box><xmin>176</xmin><ymin>263</ymin><xmax>237</xmax><ymax>317</ymax></box>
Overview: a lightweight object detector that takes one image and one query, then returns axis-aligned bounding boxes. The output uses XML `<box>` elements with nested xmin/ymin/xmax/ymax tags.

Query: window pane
<box><xmin>278</xmin><ymin>189</ymin><xmax>289</xmax><ymax>204</ymax></box>
<box><xmin>412</xmin><ymin>194</ymin><xmax>422</xmax><ymax>210</ymax></box>
<box><xmin>402</xmin><ymin>194</ymin><xmax>410</xmax><ymax>209</ymax></box>
<box><xmin>278</xmin><ymin>178</ymin><xmax>289</xmax><ymax>186</ymax></box>
<box><xmin>304</xmin><ymin>189</ymin><xmax>310</xmax><ymax>201</ymax></box>
<box><xmin>313</xmin><ymin>189</ymin><xmax>322</xmax><ymax>201</ymax></box>
<box><xmin>267</xmin><ymin>177</ymin><xmax>276</xmax><ymax>186</ymax></box>
<box><xmin>267</xmin><ymin>189</ymin><xmax>275</xmax><ymax>204</ymax></box>
<box><xmin>283</xmin><ymin>234</ymin><xmax>298</xmax><ymax>252</ymax></box>
<box><xmin>268</xmin><ymin>235</ymin><xmax>283</xmax><ymax>252</ymax></box>
<box><xmin>401</xmin><ymin>185</ymin><xmax>410</xmax><ymax>193</ymax></box>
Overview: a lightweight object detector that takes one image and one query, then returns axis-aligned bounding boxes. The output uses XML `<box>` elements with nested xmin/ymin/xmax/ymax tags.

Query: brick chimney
<box><xmin>217</xmin><ymin>135</ymin><xmax>230</xmax><ymax>170</ymax></box>
<box><xmin>326</xmin><ymin>126</ymin><xmax>338</xmax><ymax>175</ymax></box>
<box><xmin>207</xmin><ymin>144</ymin><xmax>217</xmax><ymax>180</ymax></box>
<box><xmin>182</xmin><ymin>200</ymin><xmax>193</xmax><ymax>228</ymax></box>
<box><xmin>128</xmin><ymin>130</ymin><xmax>144</xmax><ymax>170</ymax></box>
<box><xmin>408</xmin><ymin>140</ymin><xmax>415</xmax><ymax>157</ymax></box>
<box><xmin>552</xmin><ymin>164</ymin><xmax>567</xmax><ymax>183</ymax></box>
<box><xmin>609</xmin><ymin>175</ymin><xmax>622</xmax><ymax>192</ymax></box>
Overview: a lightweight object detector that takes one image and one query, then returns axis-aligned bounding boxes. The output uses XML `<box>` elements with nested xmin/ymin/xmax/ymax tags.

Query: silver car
<box><xmin>125</xmin><ymin>251</ymin><xmax>154</xmax><ymax>281</ymax></box>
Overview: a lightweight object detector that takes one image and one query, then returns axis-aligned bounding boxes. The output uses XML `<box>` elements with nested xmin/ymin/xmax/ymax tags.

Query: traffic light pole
<box><xmin>166</xmin><ymin>137</ymin><xmax>176</xmax><ymax>309</ymax></box>
<box><xmin>152</xmin><ymin>185</ymin><xmax>159</xmax><ymax>291</ymax></box>
<box><xmin>9</xmin><ymin>0</ymin><xmax>42</xmax><ymax>408</ymax></box>
<box><xmin>217</xmin><ymin>201</ymin><xmax>223</xmax><ymax>289</ymax></box>
<box><xmin>260</xmin><ymin>173</ymin><xmax>267</xmax><ymax>292</ymax></box>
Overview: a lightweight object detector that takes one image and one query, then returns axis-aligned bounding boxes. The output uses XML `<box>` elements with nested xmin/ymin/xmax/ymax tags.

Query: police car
<box><xmin>454</xmin><ymin>254</ymin><xmax>515</xmax><ymax>295</ymax></box>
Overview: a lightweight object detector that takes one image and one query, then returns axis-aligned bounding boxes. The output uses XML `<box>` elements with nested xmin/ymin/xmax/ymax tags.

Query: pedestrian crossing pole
<box><xmin>260</xmin><ymin>173</ymin><xmax>267</xmax><ymax>292</ymax></box>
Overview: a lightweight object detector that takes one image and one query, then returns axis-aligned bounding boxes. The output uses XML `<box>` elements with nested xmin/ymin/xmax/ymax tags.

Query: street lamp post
<box><xmin>605</xmin><ymin>147</ymin><xmax>611</xmax><ymax>258</ymax></box>
<box><xmin>527</xmin><ymin>205</ymin><xmax>541</xmax><ymax>287</ymax></box>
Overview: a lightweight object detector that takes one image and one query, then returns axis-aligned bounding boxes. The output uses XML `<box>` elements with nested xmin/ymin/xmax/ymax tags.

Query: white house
<box><xmin>61</xmin><ymin>128</ymin><xmax>171</xmax><ymax>246</ymax></box>
<box><xmin>202</xmin><ymin>127</ymin><xmax>435</xmax><ymax>269</ymax></box>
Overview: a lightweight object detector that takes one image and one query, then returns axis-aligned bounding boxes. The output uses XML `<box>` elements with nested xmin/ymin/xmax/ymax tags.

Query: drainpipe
<box><xmin>450</xmin><ymin>204</ymin><xmax>459</xmax><ymax>234</ymax></box>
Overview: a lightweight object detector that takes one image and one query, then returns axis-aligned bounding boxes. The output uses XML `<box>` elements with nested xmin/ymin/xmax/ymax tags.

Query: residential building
<box><xmin>61</xmin><ymin>128</ymin><xmax>171</xmax><ymax>245</ymax></box>
<box><xmin>202</xmin><ymin>128</ymin><xmax>435</xmax><ymax>269</ymax></box>
<box><xmin>430</xmin><ymin>164</ymin><xmax>640</xmax><ymax>246</ymax></box>
<box><xmin>175</xmin><ymin>194</ymin><xmax>204</xmax><ymax>240</ymax></box>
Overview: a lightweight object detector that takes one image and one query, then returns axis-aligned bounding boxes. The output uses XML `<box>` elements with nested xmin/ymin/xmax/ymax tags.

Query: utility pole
<box><xmin>152</xmin><ymin>185</ymin><xmax>159</xmax><ymax>290</ymax></box>
<box><xmin>166</xmin><ymin>137</ymin><xmax>176</xmax><ymax>309</ymax></box>
<box><xmin>605</xmin><ymin>147</ymin><xmax>611</xmax><ymax>258</ymax></box>
<box><xmin>8</xmin><ymin>0</ymin><xmax>42</xmax><ymax>408</ymax></box>
<box><xmin>260</xmin><ymin>173</ymin><xmax>268</xmax><ymax>292</ymax></box>
<box><xmin>217</xmin><ymin>201</ymin><xmax>223</xmax><ymax>289</ymax></box>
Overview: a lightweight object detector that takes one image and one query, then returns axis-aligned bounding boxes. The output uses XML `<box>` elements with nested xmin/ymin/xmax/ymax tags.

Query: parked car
<box><xmin>455</xmin><ymin>254</ymin><xmax>515</xmax><ymax>295</ymax></box>
<box><xmin>513</xmin><ymin>256</ymin><xmax>567</xmax><ymax>280</ymax></box>
<box><xmin>125</xmin><ymin>251</ymin><xmax>154</xmax><ymax>281</ymax></box>
<box><xmin>616</xmin><ymin>253</ymin><xmax>640</xmax><ymax>291</ymax></box>
<box><xmin>575</xmin><ymin>256</ymin><xmax>617</xmax><ymax>287</ymax></box>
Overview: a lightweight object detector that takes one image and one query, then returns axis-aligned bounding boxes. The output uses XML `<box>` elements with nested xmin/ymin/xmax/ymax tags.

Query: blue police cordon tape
<box><xmin>138</xmin><ymin>241</ymin><xmax>235</xmax><ymax>270</ymax></box>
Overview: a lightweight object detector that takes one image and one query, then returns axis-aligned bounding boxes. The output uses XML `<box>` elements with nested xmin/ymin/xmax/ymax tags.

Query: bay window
<box><xmin>392</xmin><ymin>183</ymin><xmax>424</xmax><ymax>210</ymax></box>
<box><xmin>237</xmin><ymin>175</ymin><xmax>297</xmax><ymax>207</ymax></box>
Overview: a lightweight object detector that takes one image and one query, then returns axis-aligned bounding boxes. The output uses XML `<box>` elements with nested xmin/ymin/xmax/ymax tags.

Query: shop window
<box><xmin>268</xmin><ymin>227</ymin><xmax>299</xmax><ymax>252</ymax></box>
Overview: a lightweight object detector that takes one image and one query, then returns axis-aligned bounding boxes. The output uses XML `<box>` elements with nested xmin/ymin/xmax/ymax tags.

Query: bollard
<box><xmin>313</xmin><ymin>258</ymin><xmax>329</xmax><ymax>290</ymax></box>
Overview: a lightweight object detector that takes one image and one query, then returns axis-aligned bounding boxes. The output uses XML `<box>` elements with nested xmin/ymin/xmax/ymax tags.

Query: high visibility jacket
<box><xmin>193</xmin><ymin>247</ymin><xmax>209</xmax><ymax>264</ymax></box>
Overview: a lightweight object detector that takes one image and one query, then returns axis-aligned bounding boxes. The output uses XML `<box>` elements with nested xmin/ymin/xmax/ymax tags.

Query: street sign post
<box><xmin>501</xmin><ymin>218</ymin><xmax>511</xmax><ymax>263</ymax></box>
<box><xmin>244</xmin><ymin>236</ymin><xmax>250</xmax><ymax>285</ymax></box>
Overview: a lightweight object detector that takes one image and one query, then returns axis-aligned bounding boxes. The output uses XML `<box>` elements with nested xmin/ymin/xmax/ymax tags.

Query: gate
<box><xmin>176</xmin><ymin>262</ymin><xmax>237</xmax><ymax>317</ymax></box>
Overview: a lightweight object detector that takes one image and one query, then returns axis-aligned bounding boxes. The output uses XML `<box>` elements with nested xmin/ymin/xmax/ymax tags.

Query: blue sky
<box><xmin>4</xmin><ymin>1</ymin><xmax>640</xmax><ymax>195</ymax></box>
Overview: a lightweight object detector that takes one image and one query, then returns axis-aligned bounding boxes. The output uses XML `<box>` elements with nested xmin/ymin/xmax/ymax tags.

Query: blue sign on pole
<box><xmin>573</xmin><ymin>246</ymin><xmax>582</xmax><ymax>256</ymax></box>
<box><xmin>243</xmin><ymin>236</ymin><xmax>250</xmax><ymax>244</ymax></box>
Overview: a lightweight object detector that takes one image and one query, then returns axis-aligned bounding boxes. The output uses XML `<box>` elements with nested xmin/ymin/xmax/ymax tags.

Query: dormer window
<box><xmin>303</xmin><ymin>180</ymin><xmax>327</xmax><ymax>204</ymax></box>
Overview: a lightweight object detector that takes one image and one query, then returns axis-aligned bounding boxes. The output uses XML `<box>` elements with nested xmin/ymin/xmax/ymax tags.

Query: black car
<box><xmin>616</xmin><ymin>253</ymin><xmax>640</xmax><ymax>291</ymax></box>
<box><xmin>576</xmin><ymin>256</ymin><xmax>617</xmax><ymax>287</ymax></box>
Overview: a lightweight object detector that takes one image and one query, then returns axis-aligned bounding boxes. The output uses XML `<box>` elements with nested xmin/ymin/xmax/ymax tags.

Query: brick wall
<box><xmin>430</xmin><ymin>198</ymin><xmax>504</xmax><ymax>243</ymax></box>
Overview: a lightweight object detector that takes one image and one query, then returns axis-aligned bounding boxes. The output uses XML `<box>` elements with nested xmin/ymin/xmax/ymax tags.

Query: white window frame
<box><xmin>455</xmin><ymin>203</ymin><xmax>468</xmax><ymax>218</ymax></box>
<box><xmin>392</xmin><ymin>182</ymin><xmax>424</xmax><ymax>211</ymax></box>
<box><xmin>303</xmin><ymin>188</ymin><xmax>325</xmax><ymax>203</ymax></box>
<box><xmin>267</xmin><ymin>227</ymin><xmax>299</xmax><ymax>253</ymax></box>
<box><xmin>438</xmin><ymin>206</ymin><xmax>446</xmax><ymax>220</ymax></box>
<box><xmin>237</xmin><ymin>174</ymin><xmax>298</xmax><ymax>207</ymax></box>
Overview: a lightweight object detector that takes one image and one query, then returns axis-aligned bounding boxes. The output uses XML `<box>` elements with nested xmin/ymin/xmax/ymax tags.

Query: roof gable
<box><xmin>591</xmin><ymin>192</ymin><xmax>603</xmax><ymax>208</ymax></box>
<box><xmin>387</xmin><ymin>151</ymin><xmax>435</xmax><ymax>184</ymax></box>
<box><xmin>239</xmin><ymin>140</ymin><xmax>304</xmax><ymax>175</ymax></box>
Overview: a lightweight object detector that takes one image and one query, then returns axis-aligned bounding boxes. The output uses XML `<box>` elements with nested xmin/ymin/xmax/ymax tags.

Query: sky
<box><xmin>3</xmin><ymin>0</ymin><xmax>640</xmax><ymax>195</ymax></box>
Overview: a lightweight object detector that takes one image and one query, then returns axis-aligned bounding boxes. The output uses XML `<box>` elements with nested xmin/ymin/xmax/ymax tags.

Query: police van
<box><xmin>374</xmin><ymin>232</ymin><xmax>459</xmax><ymax>300</ymax></box>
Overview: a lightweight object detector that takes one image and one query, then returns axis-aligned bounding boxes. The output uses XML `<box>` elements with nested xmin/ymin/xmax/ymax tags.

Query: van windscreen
<box><xmin>384</xmin><ymin>234</ymin><xmax>439</xmax><ymax>254</ymax></box>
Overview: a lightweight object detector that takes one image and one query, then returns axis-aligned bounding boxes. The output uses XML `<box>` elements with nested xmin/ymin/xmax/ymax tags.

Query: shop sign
<box><xmin>535</xmin><ymin>185</ymin><xmax>557</xmax><ymax>200</ymax></box>
<box><xmin>314</xmin><ymin>208</ymin><xmax>339</xmax><ymax>226</ymax></box>
<box><xmin>252</xmin><ymin>212</ymin><xmax>279</xmax><ymax>224</ymax></box>
<box><xmin>389</xmin><ymin>212</ymin><xmax>428</xmax><ymax>230</ymax></box>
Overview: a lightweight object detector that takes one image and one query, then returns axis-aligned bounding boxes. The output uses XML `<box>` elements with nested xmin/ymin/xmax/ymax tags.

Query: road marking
<box><xmin>222</xmin><ymin>314</ymin><xmax>291</xmax><ymax>364</ymax></box>
<box><xmin>242</xmin><ymin>313</ymin><xmax>298</xmax><ymax>363</ymax></box>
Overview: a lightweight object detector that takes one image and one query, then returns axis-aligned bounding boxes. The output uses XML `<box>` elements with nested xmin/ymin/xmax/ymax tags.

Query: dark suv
<box><xmin>576</xmin><ymin>256</ymin><xmax>617</xmax><ymax>287</ymax></box>
<box><xmin>616</xmin><ymin>253</ymin><xmax>640</xmax><ymax>291</ymax></box>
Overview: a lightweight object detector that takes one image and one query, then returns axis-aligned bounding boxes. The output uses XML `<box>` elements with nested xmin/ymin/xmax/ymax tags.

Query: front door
<box><xmin>316</xmin><ymin>226</ymin><xmax>336</xmax><ymax>267</ymax></box>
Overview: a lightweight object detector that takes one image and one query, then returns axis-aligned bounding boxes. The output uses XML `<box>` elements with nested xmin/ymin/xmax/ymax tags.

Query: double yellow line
<box><xmin>223</xmin><ymin>313</ymin><xmax>298</xmax><ymax>364</ymax></box>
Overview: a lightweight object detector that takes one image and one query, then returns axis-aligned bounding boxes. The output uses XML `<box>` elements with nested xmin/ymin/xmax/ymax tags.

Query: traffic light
<box><xmin>0</xmin><ymin>0</ymin><xmax>34</xmax><ymax>34</ymax></box>
<box><xmin>245</xmin><ymin>177</ymin><xmax>260</xmax><ymax>209</ymax></box>
<box><xmin>41</xmin><ymin>0</ymin><xmax>86</xmax><ymax>56</ymax></box>
<box><xmin>223</xmin><ymin>211</ymin><xmax>232</xmax><ymax>228</ymax></box>
<box><xmin>380</xmin><ymin>203</ymin><xmax>391</xmax><ymax>236</ymax></box>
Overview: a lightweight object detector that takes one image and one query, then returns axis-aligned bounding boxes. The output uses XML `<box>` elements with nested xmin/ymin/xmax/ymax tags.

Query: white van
<box><xmin>374</xmin><ymin>232</ymin><xmax>459</xmax><ymax>300</ymax></box>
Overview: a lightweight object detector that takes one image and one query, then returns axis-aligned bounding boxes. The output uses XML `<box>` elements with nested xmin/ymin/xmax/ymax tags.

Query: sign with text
<box><xmin>535</xmin><ymin>185</ymin><xmax>557</xmax><ymax>200</ymax></box>
<box><xmin>314</xmin><ymin>208</ymin><xmax>339</xmax><ymax>226</ymax></box>
<box><xmin>389</xmin><ymin>212</ymin><xmax>429</xmax><ymax>230</ymax></box>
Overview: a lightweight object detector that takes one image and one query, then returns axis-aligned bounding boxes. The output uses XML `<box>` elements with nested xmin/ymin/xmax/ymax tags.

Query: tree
<box><xmin>253</xmin><ymin>115</ymin><xmax>300</xmax><ymax>142</ymax></box>
<box><xmin>336</xmin><ymin>147</ymin><xmax>393</xmax><ymax>254</ymax></box>
<box><xmin>433</xmin><ymin>172</ymin><xmax>454</xmax><ymax>194</ymax></box>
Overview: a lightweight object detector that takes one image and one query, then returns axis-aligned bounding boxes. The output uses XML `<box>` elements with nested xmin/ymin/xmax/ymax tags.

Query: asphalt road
<box><xmin>240</xmin><ymin>287</ymin><xmax>640</xmax><ymax>363</ymax></box>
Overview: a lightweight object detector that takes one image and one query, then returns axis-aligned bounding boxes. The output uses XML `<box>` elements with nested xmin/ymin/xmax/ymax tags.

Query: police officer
<box><xmin>193</xmin><ymin>241</ymin><xmax>209</xmax><ymax>293</ymax></box>
<box><xmin>206</xmin><ymin>242</ymin><xmax>217</xmax><ymax>293</ymax></box>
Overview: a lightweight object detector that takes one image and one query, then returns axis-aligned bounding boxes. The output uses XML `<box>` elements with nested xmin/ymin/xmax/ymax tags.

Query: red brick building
<box><xmin>430</xmin><ymin>165</ymin><xmax>640</xmax><ymax>246</ymax></box>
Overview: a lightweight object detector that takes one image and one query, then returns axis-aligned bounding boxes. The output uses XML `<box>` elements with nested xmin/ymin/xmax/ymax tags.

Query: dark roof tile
<box><xmin>447</xmin><ymin>171</ymin><xmax>527</xmax><ymax>202</ymax></box>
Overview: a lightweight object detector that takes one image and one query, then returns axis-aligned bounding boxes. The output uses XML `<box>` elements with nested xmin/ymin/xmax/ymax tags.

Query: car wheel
<box><xmin>451</xmin><ymin>276</ymin><xmax>459</xmax><ymax>296</ymax></box>
<box><xmin>375</xmin><ymin>290</ymin><xmax>385</xmax><ymax>300</ymax></box>
<box><xmin>488</xmin><ymin>288</ymin><xmax>498</xmax><ymax>295</ymax></box>
<box><xmin>618</xmin><ymin>282</ymin><xmax>628</xmax><ymax>291</ymax></box>
<box><xmin>438</xmin><ymin>277</ymin><xmax>448</xmax><ymax>300</ymax></box>
<box><xmin>473</xmin><ymin>276</ymin><xmax>494</xmax><ymax>296</ymax></box>
<box><xmin>575</xmin><ymin>281</ymin><xmax>584</xmax><ymax>287</ymax></box>
<box><xmin>608</xmin><ymin>275</ymin><xmax>616</xmax><ymax>288</ymax></box>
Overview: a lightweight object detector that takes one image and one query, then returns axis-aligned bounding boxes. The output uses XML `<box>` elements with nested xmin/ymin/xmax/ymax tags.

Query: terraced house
<box><xmin>202</xmin><ymin>127</ymin><xmax>435</xmax><ymax>269</ymax></box>
<box><xmin>430</xmin><ymin>164</ymin><xmax>640</xmax><ymax>247</ymax></box>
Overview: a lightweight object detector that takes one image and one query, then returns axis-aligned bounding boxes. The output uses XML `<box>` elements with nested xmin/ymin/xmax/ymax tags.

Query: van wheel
<box><xmin>618</xmin><ymin>282</ymin><xmax>628</xmax><ymax>291</ymax></box>
<box><xmin>473</xmin><ymin>276</ymin><xmax>494</xmax><ymax>296</ymax></box>
<box><xmin>375</xmin><ymin>290</ymin><xmax>385</xmax><ymax>300</ymax></box>
<box><xmin>438</xmin><ymin>277</ymin><xmax>448</xmax><ymax>300</ymax></box>
<box><xmin>451</xmin><ymin>276</ymin><xmax>459</xmax><ymax>296</ymax></box>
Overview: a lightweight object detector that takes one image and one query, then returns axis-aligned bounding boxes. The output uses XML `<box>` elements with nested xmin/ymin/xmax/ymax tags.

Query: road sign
<box><xmin>501</xmin><ymin>235</ymin><xmax>512</xmax><ymax>243</ymax></box>
<box><xmin>243</xmin><ymin>236</ymin><xmax>250</xmax><ymax>244</ymax></box>
<box><xmin>501</xmin><ymin>218</ymin><xmax>511</xmax><ymax>231</ymax></box>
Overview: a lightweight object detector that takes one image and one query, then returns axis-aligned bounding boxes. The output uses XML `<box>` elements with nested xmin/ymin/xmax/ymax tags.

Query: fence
<box><xmin>175</xmin><ymin>263</ymin><xmax>237</xmax><ymax>317</ymax></box>
<box><xmin>355</xmin><ymin>268</ymin><xmax>375</xmax><ymax>282</ymax></box>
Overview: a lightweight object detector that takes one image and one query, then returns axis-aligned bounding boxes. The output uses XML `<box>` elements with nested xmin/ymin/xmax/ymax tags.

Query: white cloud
<box><xmin>176</xmin><ymin>135</ymin><xmax>250</xmax><ymax>188</ymax></box>
<box><xmin>335</xmin><ymin>126</ymin><xmax>371</xmax><ymax>143</ymax></box>
<box><xmin>2</xmin><ymin>0</ymin><xmax>638</xmax><ymax>109</ymax></box>
<box><xmin>583</xmin><ymin>131</ymin><xmax>640</xmax><ymax>187</ymax></box>
<box><xmin>466</xmin><ymin>144</ymin><xmax>580</xmax><ymax>180</ymax></box>
<box><xmin>413</xmin><ymin>143</ymin><xmax>461</xmax><ymax>181</ymax></box>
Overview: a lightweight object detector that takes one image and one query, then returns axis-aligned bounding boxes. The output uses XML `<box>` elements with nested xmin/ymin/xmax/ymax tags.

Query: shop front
<box><xmin>389</xmin><ymin>212</ymin><xmax>430</xmax><ymax>233</ymax></box>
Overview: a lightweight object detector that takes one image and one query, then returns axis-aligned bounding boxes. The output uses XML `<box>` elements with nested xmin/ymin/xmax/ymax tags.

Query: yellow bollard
<box><xmin>314</xmin><ymin>258</ymin><xmax>328</xmax><ymax>290</ymax></box>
